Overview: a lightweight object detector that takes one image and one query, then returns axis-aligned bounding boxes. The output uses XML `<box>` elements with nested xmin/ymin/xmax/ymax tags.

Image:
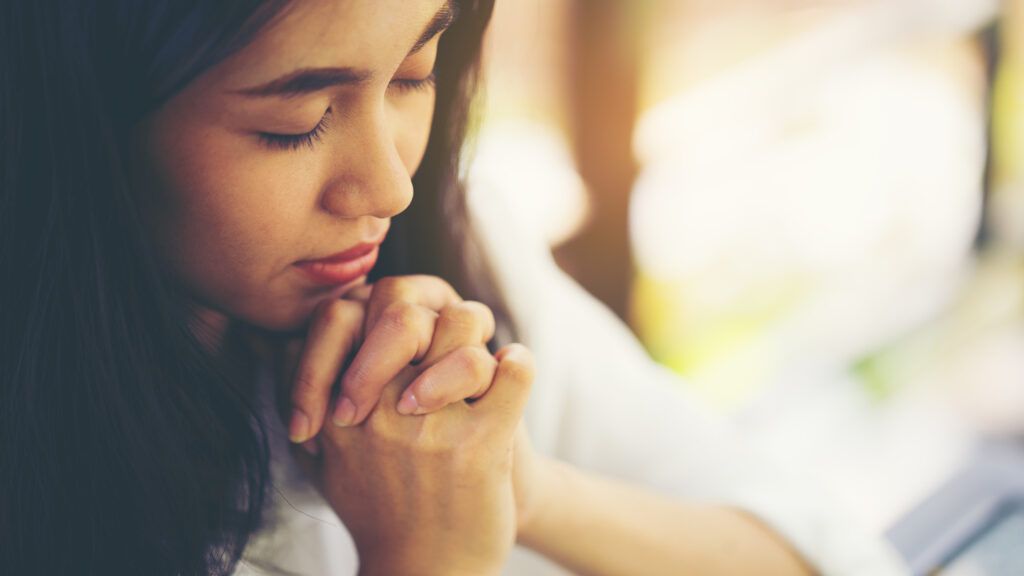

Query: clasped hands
<box><xmin>263</xmin><ymin>275</ymin><xmax>552</xmax><ymax>575</ymax></box>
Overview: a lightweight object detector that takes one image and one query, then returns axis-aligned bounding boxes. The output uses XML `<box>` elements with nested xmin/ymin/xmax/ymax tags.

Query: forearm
<box><xmin>518</xmin><ymin>459</ymin><xmax>815</xmax><ymax>576</ymax></box>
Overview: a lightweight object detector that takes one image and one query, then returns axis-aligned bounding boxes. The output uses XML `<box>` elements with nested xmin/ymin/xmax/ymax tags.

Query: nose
<box><xmin>319</xmin><ymin>106</ymin><xmax>414</xmax><ymax>219</ymax></box>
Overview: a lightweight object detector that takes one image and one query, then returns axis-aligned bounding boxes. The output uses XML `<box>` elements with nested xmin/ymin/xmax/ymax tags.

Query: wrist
<box><xmin>516</xmin><ymin>457</ymin><xmax>575</xmax><ymax>550</ymax></box>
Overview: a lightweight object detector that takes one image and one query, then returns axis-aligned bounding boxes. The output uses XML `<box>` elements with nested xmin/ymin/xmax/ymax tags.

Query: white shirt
<box><xmin>235</xmin><ymin>187</ymin><xmax>910</xmax><ymax>575</ymax></box>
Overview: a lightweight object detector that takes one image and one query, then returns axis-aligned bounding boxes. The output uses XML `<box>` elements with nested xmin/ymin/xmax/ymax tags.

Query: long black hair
<box><xmin>0</xmin><ymin>1</ymin><xmax>499</xmax><ymax>574</ymax></box>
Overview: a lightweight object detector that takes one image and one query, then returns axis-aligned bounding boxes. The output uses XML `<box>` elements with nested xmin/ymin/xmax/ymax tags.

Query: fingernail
<box><xmin>396</xmin><ymin>392</ymin><xmax>419</xmax><ymax>415</ymax></box>
<box><xmin>332</xmin><ymin>397</ymin><xmax>357</xmax><ymax>427</ymax></box>
<box><xmin>289</xmin><ymin>409</ymin><xmax>310</xmax><ymax>443</ymax></box>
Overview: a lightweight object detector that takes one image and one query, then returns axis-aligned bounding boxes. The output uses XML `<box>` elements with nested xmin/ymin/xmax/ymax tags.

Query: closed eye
<box><xmin>388</xmin><ymin>73</ymin><xmax>437</xmax><ymax>95</ymax></box>
<box><xmin>258</xmin><ymin>108</ymin><xmax>332</xmax><ymax>151</ymax></box>
<box><xmin>257</xmin><ymin>73</ymin><xmax>435</xmax><ymax>152</ymax></box>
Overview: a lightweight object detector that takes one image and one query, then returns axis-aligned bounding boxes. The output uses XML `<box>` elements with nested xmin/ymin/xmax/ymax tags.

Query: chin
<box><xmin>254</xmin><ymin>306</ymin><xmax>319</xmax><ymax>334</ymax></box>
<box><xmin>221</xmin><ymin>299</ymin><xmax>314</xmax><ymax>336</ymax></box>
<box><xmin>246</xmin><ymin>288</ymin><xmax>356</xmax><ymax>334</ymax></box>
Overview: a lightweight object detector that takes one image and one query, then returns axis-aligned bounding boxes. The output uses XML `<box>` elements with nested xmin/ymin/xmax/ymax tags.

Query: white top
<box><xmin>235</xmin><ymin>187</ymin><xmax>911</xmax><ymax>575</ymax></box>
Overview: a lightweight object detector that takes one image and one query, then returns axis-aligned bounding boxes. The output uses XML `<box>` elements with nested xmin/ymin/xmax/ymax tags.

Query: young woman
<box><xmin>0</xmin><ymin>0</ymin><xmax>909</xmax><ymax>574</ymax></box>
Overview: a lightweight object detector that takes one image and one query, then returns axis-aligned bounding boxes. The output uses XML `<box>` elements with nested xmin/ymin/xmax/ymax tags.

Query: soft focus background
<box><xmin>468</xmin><ymin>0</ymin><xmax>1024</xmax><ymax>536</ymax></box>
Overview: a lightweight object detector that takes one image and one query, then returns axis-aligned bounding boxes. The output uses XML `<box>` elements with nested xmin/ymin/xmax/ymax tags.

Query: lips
<box><xmin>295</xmin><ymin>233</ymin><xmax>387</xmax><ymax>286</ymax></box>
<box><xmin>296</xmin><ymin>247</ymin><xmax>380</xmax><ymax>284</ymax></box>
<box><xmin>303</xmin><ymin>242</ymin><xmax>378</xmax><ymax>264</ymax></box>
<box><xmin>295</xmin><ymin>247</ymin><xmax>380</xmax><ymax>286</ymax></box>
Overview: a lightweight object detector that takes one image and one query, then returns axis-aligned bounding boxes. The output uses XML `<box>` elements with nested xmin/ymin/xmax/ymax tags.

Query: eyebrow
<box><xmin>235</xmin><ymin>0</ymin><xmax>458</xmax><ymax>99</ymax></box>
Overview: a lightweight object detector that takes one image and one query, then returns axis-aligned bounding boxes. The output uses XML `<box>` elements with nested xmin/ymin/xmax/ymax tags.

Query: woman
<box><xmin>0</xmin><ymin>0</ymin><xmax>908</xmax><ymax>574</ymax></box>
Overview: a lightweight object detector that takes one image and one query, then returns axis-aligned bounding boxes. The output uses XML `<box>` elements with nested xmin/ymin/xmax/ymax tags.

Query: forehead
<box><xmin>216</xmin><ymin>0</ymin><xmax>447</xmax><ymax>89</ymax></box>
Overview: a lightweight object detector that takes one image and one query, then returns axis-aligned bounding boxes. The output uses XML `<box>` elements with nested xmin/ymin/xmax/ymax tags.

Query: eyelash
<box><xmin>258</xmin><ymin>108</ymin><xmax>332</xmax><ymax>151</ymax></box>
<box><xmin>257</xmin><ymin>73</ymin><xmax>437</xmax><ymax>152</ymax></box>
<box><xmin>389</xmin><ymin>72</ymin><xmax>437</xmax><ymax>95</ymax></box>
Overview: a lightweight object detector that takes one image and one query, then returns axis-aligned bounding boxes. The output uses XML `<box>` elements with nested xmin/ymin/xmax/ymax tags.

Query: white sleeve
<box><xmin>469</xmin><ymin>187</ymin><xmax>910</xmax><ymax>576</ymax></box>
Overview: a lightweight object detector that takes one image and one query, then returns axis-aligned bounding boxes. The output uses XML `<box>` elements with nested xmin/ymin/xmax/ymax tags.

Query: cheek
<box><xmin>140</xmin><ymin>116</ymin><xmax>326</xmax><ymax>326</ymax></box>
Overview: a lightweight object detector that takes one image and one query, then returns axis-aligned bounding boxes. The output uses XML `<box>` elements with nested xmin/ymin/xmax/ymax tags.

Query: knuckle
<box><xmin>409</xmin><ymin>274</ymin><xmax>460</xmax><ymax>307</ymax></box>
<box><xmin>340</xmin><ymin>374</ymin><xmax>374</xmax><ymax>405</ymax></box>
<box><xmin>379</xmin><ymin>301</ymin><xmax>418</xmax><ymax>331</ymax></box>
<box><xmin>374</xmin><ymin>276</ymin><xmax>400</xmax><ymax>292</ymax></box>
<box><xmin>461</xmin><ymin>300</ymin><xmax>493</xmax><ymax>319</ymax></box>
<box><xmin>292</xmin><ymin>372</ymin><xmax>321</xmax><ymax>402</ymax></box>
<box><xmin>421</xmin><ymin>274</ymin><xmax>455</xmax><ymax>292</ymax></box>
<box><xmin>459</xmin><ymin>346</ymin><xmax>498</xmax><ymax>383</ymax></box>
<box><xmin>438</xmin><ymin>304</ymin><xmax>479</xmax><ymax>333</ymax></box>
<box><xmin>498</xmin><ymin>346</ymin><xmax>535</xmax><ymax>384</ymax></box>
<box><xmin>373</xmin><ymin>276</ymin><xmax>413</xmax><ymax>301</ymax></box>
<box><xmin>339</xmin><ymin>370</ymin><xmax>372</xmax><ymax>405</ymax></box>
<box><xmin>499</xmin><ymin>362</ymin><xmax>533</xmax><ymax>388</ymax></box>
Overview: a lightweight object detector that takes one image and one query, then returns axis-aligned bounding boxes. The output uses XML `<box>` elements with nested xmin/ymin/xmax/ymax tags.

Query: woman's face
<box><xmin>138</xmin><ymin>0</ymin><xmax>453</xmax><ymax>331</ymax></box>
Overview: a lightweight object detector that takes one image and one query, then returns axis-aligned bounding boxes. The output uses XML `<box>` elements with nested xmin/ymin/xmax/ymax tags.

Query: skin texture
<box><xmin>136</xmin><ymin>0</ymin><xmax>815</xmax><ymax>574</ymax></box>
<box><xmin>139</xmin><ymin>0</ymin><xmax>438</xmax><ymax>331</ymax></box>
<box><xmin>139</xmin><ymin>0</ymin><xmax>535</xmax><ymax>571</ymax></box>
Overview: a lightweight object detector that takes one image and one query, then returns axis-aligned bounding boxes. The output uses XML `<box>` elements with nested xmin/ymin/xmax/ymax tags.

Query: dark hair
<box><xmin>374</xmin><ymin>1</ymin><xmax>512</xmax><ymax>346</ymax></box>
<box><xmin>0</xmin><ymin>1</ymin><xmax>499</xmax><ymax>574</ymax></box>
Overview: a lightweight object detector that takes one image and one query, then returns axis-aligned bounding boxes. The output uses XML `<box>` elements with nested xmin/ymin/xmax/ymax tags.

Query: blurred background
<box><xmin>468</xmin><ymin>0</ymin><xmax>1023</xmax><ymax>536</ymax></box>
